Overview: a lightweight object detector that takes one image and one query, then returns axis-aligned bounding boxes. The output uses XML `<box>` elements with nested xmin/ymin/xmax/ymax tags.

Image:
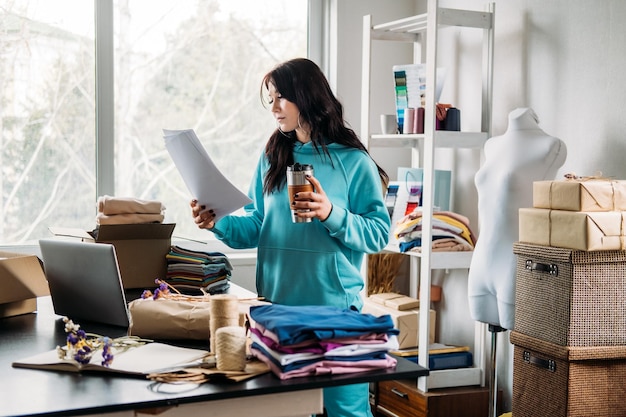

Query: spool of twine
<box><xmin>215</xmin><ymin>326</ymin><xmax>247</xmax><ymax>371</ymax></box>
<box><xmin>209</xmin><ymin>294</ymin><xmax>240</xmax><ymax>353</ymax></box>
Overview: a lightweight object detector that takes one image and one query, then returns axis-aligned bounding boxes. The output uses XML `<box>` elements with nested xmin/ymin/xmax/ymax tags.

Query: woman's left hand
<box><xmin>293</xmin><ymin>175</ymin><xmax>333</xmax><ymax>222</ymax></box>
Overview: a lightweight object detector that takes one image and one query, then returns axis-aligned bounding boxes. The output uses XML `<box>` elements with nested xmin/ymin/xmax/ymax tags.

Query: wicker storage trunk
<box><xmin>513</xmin><ymin>242</ymin><xmax>626</xmax><ymax>346</ymax></box>
<box><xmin>511</xmin><ymin>331</ymin><xmax>626</xmax><ymax>417</ymax></box>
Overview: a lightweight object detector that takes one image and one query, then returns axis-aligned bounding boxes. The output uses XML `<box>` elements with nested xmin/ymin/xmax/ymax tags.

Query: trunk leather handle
<box><xmin>523</xmin><ymin>350</ymin><xmax>556</xmax><ymax>372</ymax></box>
<box><xmin>525</xmin><ymin>260</ymin><xmax>558</xmax><ymax>276</ymax></box>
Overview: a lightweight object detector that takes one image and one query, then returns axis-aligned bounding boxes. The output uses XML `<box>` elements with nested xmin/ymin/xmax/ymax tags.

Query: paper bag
<box><xmin>128</xmin><ymin>298</ymin><xmax>265</xmax><ymax>340</ymax></box>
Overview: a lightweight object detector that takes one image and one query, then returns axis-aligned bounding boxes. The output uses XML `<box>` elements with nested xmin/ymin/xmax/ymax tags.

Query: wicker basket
<box><xmin>511</xmin><ymin>331</ymin><xmax>626</xmax><ymax>417</ymax></box>
<box><xmin>514</xmin><ymin>242</ymin><xmax>626</xmax><ymax>346</ymax></box>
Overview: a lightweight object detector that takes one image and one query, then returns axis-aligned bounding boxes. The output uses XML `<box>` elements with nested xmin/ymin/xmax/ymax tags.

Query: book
<box><xmin>390</xmin><ymin>343</ymin><xmax>470</xmax><ymax>357</ymax></box>
<box><xmin>404</xmin><ymin>351</ymin><xmax>473</xmax><ymax>371</ymax></box>
<box><xmin>12</xmin><ymin>342</ymin><xmax>210</xmax><ymax>376</ymax></box>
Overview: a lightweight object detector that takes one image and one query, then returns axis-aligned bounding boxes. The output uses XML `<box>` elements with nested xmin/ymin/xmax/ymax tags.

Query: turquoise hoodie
<box><xmin>211</xmin><ymin>141</ymin><xmax>390</xmax><ymax>310</ymax></box>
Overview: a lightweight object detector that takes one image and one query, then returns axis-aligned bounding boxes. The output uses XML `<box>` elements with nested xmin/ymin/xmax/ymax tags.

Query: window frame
<box><xmin>0</xmin><ymin>0</ymin><xmax>327</xmax><ymax>253</ymax></box>
<box><xmin>94</xmin><ymin>0</ymin><xmax>327</xmax><ymax>199</ymax></box>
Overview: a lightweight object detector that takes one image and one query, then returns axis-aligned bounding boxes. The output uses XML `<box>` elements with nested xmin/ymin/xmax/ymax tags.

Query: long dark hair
<box><xmin>260</xmin><ymin>58</ymin><xmax>388</xmax><ymax>194</ymax></box>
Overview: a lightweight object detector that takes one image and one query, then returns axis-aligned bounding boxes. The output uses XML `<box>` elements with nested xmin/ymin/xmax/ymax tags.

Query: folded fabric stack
<box><xmin>165</xmin><ymin>245</ymin><xmax>232</xmax><ymax>294</ymax></box>
<box><xmin>394</xmin><ymin>209</ymin><xmax>477</xmax><ymax>253</ymax></box>
<box><xmin>96</xmin><ymin>195</ymin><xmax>165</xmax><ymax>225</ymax></box>
<box><xmin>248</xmin><ymin>304</ymin><xmax>399</xmax><ymax>380</ymax></box>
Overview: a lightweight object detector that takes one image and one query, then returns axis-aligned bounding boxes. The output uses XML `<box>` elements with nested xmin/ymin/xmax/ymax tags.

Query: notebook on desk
<box><xmin>38</xmin><ymin>239</ymin><xmax>131</xmax><ymax>328</ymax></box>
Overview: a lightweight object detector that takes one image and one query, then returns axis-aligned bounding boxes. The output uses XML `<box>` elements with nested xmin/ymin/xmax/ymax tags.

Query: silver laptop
<box><xmin>39</xmin><ymin>239</ymin><xmax>131</xmax><ymax>328</ymax></box>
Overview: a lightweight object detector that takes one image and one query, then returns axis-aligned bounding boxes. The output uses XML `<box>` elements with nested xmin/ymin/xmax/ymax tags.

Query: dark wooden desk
<box><xmin>0</xmin><ymin>295</ymin><xmax>428</xmax><ymax>417</ymax></box>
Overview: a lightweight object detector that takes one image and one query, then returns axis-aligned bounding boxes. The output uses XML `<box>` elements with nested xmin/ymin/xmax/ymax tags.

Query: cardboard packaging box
<box><xmin>50</xmin><ymin>223</ymin><xmax>176</xmax><ymax>289</ymax></box>
<box><xmin>368</xmin><ymin>292</ymin><xmax>420</xmax><ymax>310</ymax></box>
<box><xmin>363</xmin><ymin>297</ymin><xmax>436</xmax><ymax>349</ymax></box>
<box><xmin>534</xmin><ymin>179</ymin><xmax>626</xmax><ymax>212</ymax></box>
<box><xmin>0</xmin><ymin>251</ymin><xmax>50</xmax><ymax>318</ymax></box>
<box><xmin>519</xmin><ymin>207</ymin><xmax>626</xmax><ymax>251</ymax></box>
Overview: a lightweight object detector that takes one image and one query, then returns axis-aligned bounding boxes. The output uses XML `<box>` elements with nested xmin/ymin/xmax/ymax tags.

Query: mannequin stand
<box><xmin>488</xmin><ymin>324</ymin><xmax>506</xmax><ymax>417</ymax></box>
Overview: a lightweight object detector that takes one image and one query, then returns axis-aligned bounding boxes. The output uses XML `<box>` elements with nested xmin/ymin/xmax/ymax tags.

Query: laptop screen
<box><xmin>39</xmin><ymin>239</ymin><xmax>131</xmax><ymax>328</ymax></box>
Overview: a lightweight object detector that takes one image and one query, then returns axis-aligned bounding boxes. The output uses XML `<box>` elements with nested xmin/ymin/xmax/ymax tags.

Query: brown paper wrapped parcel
<box><xmin>519</xmin><ymin>207</ymin><xmax>626</xmax><ymax>251</ymax></box>
<box><xmin>128</xmin><ymin>297</ymin><xmax>267</xmax><ymax>340</ymax></box>
<box><xmin>533</xmin><ymin>179</ymin><xmax>626</xmax><ymax>212</ymax></box>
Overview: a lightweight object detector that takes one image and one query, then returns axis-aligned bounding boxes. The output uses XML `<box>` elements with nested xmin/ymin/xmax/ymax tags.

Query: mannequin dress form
<box><xmin>468</xmin><ymin>108</ymin><xmax>566</xmax><ymax>417</ymax></box>
<box><xmin>468</xmin><ymin>107</ymin><xmax>567</xmax><ymax>330</ymax></box>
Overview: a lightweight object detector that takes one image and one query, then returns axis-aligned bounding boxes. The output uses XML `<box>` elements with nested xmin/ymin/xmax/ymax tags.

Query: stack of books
<box><xmin>391</xmin><ymin>343</ymin><xmax>473</xmax><ymax>371</ymax></box>
<box><xmin>164</xmin><ymin>245</ymin><xmax>232</xmax><ymax>294</ymax></box>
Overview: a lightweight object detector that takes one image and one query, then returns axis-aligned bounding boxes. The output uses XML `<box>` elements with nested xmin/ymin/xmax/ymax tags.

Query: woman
<box><xmin>191</xmin><ymin>58</ymin><xmax>390</xmax><ymax>417</ymax></box>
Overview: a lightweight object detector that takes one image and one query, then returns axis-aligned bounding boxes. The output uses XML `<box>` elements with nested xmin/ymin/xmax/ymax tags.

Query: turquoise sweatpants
<box><xmin>322</xmin><ymin>383</ymin><xmax>373</xmax><ymax>417</ymax></box>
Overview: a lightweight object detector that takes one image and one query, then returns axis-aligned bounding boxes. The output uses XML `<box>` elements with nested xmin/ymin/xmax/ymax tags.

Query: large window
<box><xmin>0</xmin><ymin>0</ymin><xmax>309</xmax><ymax>245</ymax></box>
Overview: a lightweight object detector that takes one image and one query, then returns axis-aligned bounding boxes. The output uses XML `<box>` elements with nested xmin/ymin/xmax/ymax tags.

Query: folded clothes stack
<box><xmin>96</xmin><ymin>195</ymin><xmax>165</xmax><ymax>225</ymax></box>
<box><xmin>164</xmin><ymin>245</ymin><xmax>232</xmax><ymax>294</ymax></box>
<box><xmin>248</xmin><ymin>304</ymin><xmax>399</xmax><ymax>380</ymax></box>
<box><xmin>394</xmin><ymin>209</ymin><xmax>477</xmax><ymax>253</ymax></box>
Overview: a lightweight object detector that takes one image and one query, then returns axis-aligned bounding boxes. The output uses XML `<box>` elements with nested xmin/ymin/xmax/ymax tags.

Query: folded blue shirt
<box><xmin>249</xmin><ymin>304</ymin><xmax>398</xmax><ymax>346</ymax></box>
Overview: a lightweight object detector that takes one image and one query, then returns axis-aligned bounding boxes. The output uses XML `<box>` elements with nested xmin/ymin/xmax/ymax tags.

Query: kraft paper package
<box><xmin>127</xmin><ymin>297</ymin><xmax>267</xmax><ymax>341</ymax></box>
<box><xmin>519</xmin><ymin>207</ymin><xmax>626</xmax><ymax>251</ymax></box>
<box><xmin>533</xmin><ymin>178</ymin><xmax>626</xmax><ymax>212</ymax></box>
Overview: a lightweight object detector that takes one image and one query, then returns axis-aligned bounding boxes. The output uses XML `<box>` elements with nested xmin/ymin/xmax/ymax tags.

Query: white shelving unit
<box><xmin>361</xmin><ymin>0</ymin><xmax>495</xmax><ymax>393</ymax></box>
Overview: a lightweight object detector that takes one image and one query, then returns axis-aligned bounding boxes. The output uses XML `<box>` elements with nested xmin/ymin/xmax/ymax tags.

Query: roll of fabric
<box><xmin>402</xmin><ymin>108</ymin><xmax>416</xmax><ymax>134</ymax></box>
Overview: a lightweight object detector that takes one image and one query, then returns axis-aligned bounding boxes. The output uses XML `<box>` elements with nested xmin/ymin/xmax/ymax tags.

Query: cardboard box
<box><xmin>50</xmin><ymin>223</ymin><xmax>176</xmax><ymax>289</ymax></box>
<box><xmin>519</xmin><ymin>207</ymin><xmax>626</xmax><ymax>251</ymax></box>
<box><xmin>369</xmin><ymin>292</ymin><xmax>420</xmax><ymax>310</ymax></box>
<box><xmin>534</xmin><ymin>179</ymin><xmax>626</xmax><ymax>212</ymax></box>
<box><xmin>363</xmin><ymin>297</ymin><xmax>435</xmax><ymax>349</ymax></box>
<box><xmin>0</xmin><ymin>251</ymin><xmax>50</xmax><ymax>318</ymax></box>
<box><xmin>368</xmin><ymin>288</ymin><xmax>442</xmax><ymax>310</ymax></box>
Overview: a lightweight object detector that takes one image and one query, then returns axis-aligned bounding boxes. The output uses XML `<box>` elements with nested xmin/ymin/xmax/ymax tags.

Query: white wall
<box><xmin>332</xmin><ymin>0</ymin><xmax>626</xmax><ymax>412</ymax></box>
<box><xmin>330</xmin><ymin>0</ymin><xmax>419</xmax><ymax>179</ymax></box>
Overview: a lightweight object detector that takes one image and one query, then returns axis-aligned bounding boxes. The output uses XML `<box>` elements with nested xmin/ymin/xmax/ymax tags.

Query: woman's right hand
<box><xmin>190</xmin><ymin>199</ymin><xmax>216</xmax><ymax>229</ymax></box>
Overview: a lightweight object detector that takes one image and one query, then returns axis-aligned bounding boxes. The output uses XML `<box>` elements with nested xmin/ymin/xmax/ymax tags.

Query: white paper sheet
<box><xmin>164</xmin><ymin>129</ymin><xmax>252</xmax><ymax>222</ymax></box>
